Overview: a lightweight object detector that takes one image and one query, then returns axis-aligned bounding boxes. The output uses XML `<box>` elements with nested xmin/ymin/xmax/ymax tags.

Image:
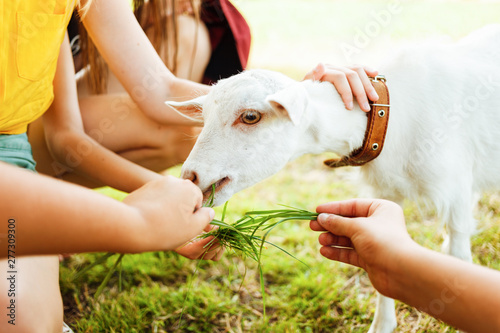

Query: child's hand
<box><xmin>303</xmin><ymin>63</ymin><xmax>380</xmax><ymax>112</ymax></box>
<box><xmin>175</xmin><ymin>225</ymin><xmax>224</xmax><ymax>261</ymax></box>
<box><xmin>310</xmin><ymin>199</ymin><xmax>418</xmax><ymax>296</ymax></box>
<box><xmin>123</xmin><ymin>175</ymin><xmax>215</xmax><ymax>253</ymax></box>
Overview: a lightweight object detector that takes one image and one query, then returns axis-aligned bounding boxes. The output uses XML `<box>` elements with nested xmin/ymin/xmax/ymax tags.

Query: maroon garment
<box><xmin>201</xmin><ymin>0</ymin><xmax>251</xmax><ymax>84</ymax></box>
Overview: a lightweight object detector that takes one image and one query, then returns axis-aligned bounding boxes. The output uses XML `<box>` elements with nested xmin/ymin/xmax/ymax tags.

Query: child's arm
<box><xmin>42</xmin><ymin>35</ymin><xmax>220</xmax><ymax>260</ymax></box>
<box><xmin>311</xmin><ymin>199</ymin><xmax>500</xmax><ymax>333</ymax></box>
<box><xmin>0</xmin><ymin>162</ymin><xmax>214</xmax><ymax>256</ymax></box>
<box><xmin>43</xmin><ymin>33</ymin><xmax>161</xmax><ymax>193</ymax></box>
<box><xmin>80</xmin><ymin>0</ymin><xmax>210</xmax><ymax>126</ymax></box>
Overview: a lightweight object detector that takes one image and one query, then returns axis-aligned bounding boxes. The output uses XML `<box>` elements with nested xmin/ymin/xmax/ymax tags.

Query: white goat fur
<box><xmin>167</xmin><ymin>25</ymin><xmax>500</xmax><ymax>332</ymax></box>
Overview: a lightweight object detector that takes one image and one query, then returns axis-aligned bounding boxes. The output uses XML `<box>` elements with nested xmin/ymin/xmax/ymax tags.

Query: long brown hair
<box><xmin>76</xmin><ymin>0</ymin><xmax>92</xmax><ymax>18</ymax></box>
<box><xmin>79</xmin><ymin>0</ymin><xmax>201</xmax><ymax>94</ymax></box>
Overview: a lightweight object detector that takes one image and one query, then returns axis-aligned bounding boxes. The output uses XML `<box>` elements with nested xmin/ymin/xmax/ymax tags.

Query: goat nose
<box><xmin>183</xmin><ymin>170</ymin><xmax>199</xmax><ymax>185</ymax></box>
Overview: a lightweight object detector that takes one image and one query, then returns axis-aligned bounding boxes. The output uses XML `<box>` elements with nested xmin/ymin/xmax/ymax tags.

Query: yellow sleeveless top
<box><xmin>0</xmin><ymin>0</ymin><xmax>75</xmax><ymax>134</ymax></box>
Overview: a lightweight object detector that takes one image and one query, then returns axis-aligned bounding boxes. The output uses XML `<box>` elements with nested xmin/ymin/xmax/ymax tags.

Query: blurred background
<box><xmin>236</xmin><ymin>0</ymin><xmax>500</xmax><ymax>79</ymax></box>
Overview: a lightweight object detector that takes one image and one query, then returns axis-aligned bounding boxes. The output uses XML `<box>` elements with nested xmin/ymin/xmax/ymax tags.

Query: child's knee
<box><xmin>0</xmin><ymin>256</ymin><xmax>63</xmax><ymax>333</ymax></box>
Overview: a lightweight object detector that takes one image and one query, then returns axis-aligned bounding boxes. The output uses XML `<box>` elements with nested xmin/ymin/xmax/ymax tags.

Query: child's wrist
<box><xmin>385</xmin><ymin>240</ymin><xmax>425</xmax><ymax>299</ymax></box>
<box><xmin>112</xmin><ymin>205</ymin><xmax>149</xmax><ymax>254</ymax></box>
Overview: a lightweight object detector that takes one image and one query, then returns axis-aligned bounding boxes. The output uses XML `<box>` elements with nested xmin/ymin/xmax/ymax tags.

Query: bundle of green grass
<box><xmin>205</xmin><ymin>205</ymin><xmax>318</xmax><ymax>263</ymax></box>
<box><xmin>202</xmin><ymin>185</ymin><xmax>318</xmax><ymax>262</ymax></box>
<box><xmin>198</xmin><ymin>188</ymin><xmax>319</xmax><ymax>314</ymax></box>
<box><xmin>75</xmin><ymin>186</ymin><xmax>319</xmax><ymax>305</ymax></box>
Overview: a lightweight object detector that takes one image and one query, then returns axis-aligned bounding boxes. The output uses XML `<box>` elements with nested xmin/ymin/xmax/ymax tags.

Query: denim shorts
<box><xmin>0</xmin><ymin>133</ymin><xmax>37</xmax><ymax>172</ymax></box>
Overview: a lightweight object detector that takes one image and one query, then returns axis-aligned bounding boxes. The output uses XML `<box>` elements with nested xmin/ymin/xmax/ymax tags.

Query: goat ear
<box><xmin>265</xmin><ymin>83</ymin><xmax>308</xmax><ymax>126</ymax></box>
<box><xmin>165</xmin><ymin>95</ymin><xmax>206</xmax><ymax>124</ymax></box>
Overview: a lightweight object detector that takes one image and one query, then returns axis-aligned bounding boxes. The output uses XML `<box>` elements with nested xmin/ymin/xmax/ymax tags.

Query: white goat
<box><xmin>167</xmin><ymin>25</ymin><xmax>500</xmax><ymax>333</ymax></box>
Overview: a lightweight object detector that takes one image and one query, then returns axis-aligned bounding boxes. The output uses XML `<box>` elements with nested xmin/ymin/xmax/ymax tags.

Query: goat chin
<box><xmin>172</xmin><ymin>24</ymin><xmax>500</xmax><ymax>333</ymax></box>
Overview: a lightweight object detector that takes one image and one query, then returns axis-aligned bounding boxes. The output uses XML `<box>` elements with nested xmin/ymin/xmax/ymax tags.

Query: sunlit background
<box><xmin>235</xmin><ymin>0</ymin><xmax>500</xmax><ymax>79</ymax></box>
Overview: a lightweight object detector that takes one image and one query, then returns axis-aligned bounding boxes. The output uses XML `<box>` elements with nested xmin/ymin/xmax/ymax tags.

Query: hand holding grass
<box><xmin>175</xmin><ymin>224</ymin><xmax>224</xmax><ymax>261</ymax></box>
<box><xmin>311</xmin><ymin>199</ymin><xmax>413</xmax><ymax>296</ymax></box>
<box><xmin>201</xmin><ymin>186</ymin><xmax>317</xmax><ymax>264</ymax></box>
<box><xmin>311</xmin><ymin>199</ymin><xmax>500</xmax><ymax>333</ymax></box>
<box><xmin>123</xmin><ymin>175</ymin><xmax>215</xmax><ymax>253</ymax></box>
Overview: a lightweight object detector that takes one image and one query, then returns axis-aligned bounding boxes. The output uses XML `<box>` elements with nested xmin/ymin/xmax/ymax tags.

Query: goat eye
<box><xmin>240</xmin><ymin>110</ymin><xmax>262</xmax><ymax>125</ymax></box>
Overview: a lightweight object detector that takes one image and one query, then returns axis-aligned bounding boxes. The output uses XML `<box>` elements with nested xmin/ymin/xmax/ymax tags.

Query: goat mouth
<box><xmin>202</xmin><ymin>177</ymin><xmax>230</xmax><ymax>202</ymax></box>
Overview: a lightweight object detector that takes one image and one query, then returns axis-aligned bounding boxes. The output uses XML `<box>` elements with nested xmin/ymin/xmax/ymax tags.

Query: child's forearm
<box><xmin>389</xmin><ymin>246</ymin><xmax>500</xmax><ymax>332</ymax></box>
<box><xmin>45</xmin><ymin>33</ymin><xmax>162</xmax><ymax>193</ymax></box>
<box><xmin>314</xmin><ymin>200</ymin><xmax>500</xmax><ymax>332</ymax></box>
<box><xmin>0</xmin><ymin>162</ymin><xmax>145</xmax><ymax>256</ymax></box>
<box><xmin>49</xmin><ymin>129</ymin><xmax>162</xmax><ymax>192</ymax></box>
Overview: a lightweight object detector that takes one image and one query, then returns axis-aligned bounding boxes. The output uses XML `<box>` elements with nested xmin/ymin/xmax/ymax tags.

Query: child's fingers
<box><xmin>214</xmin><ymin>247</ymin><xmax>224</xmax><ymax>261</ymax></box>
<box><xmin>316</xmin><ymin>69</ymin><xmax>355</xmax><ymax>110</ymax></box>
<box><xmin>349</xmin><ymin>65</ymin><xmax>380</xmax><ymax>103</ymax></box>
<box><xmin>191</xmin><ymin>207</ymin><xmax>215</xmax><ymax>230</ymax></box>
<box><xmin>318</xmin><ymin>232</ymin><xmax>353</xmax><ymax>248</ymax></box>
<box><xmin>316</xmin><ymin>199</ymin><xmax>374</xmax><ymax>218</ymax></box>
<box><xmin>309</xmin><ymin>220</ymin><xmax>326</xmax><ymax>232</ymax></box>
<box><xmin>320</xmin><ymin>64</ymin><xmax>373</xmax><ymax>111</ymax></box>
<box><xmin>175</xmin><ymin>235</ymin><xmax>219</xmax><ymax>260</ymax></box>
<box><xmin>204</xmin><ymin>224</ymin><xmax>218</xmax><ymax>233</ymax></box>
<box><xmin>303</xmin><ymin>63</ymin><xmax>380</xmax><ymax>112</ymax></box>
<box><xmin>203</xmin><ymin>242</ymin><xmax>225</xmax><ymax>261</ymax></box>
<box><xmin>317</xmin><ymin>213</ymin><xmax>359</xmax><ymax>239</ymax></box>
<box><xmin>320</xmin><ymin>246</ymin><xmax>363</xmax><ymax>269</ymax></box>
<box><xmin>199</xmin><ymin>237</ymin><xmax>224</xmax><ymax>261</ymax></box>
<box><xmin>303</xmin><ymin>63</ymin><xmax>326</xmax><ymax>81</ymax></box>
<box><xmin>363</xmin><ymin>66</ymin><xmax>379</xmax><ymax>78</ymax></box>
<box><xmin>325</xmin><ymin>66</ymin><xmax>370</xmax><ymax>111</ymax></box>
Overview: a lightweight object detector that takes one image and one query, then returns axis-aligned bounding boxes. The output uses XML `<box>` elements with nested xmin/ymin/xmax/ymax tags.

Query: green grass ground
<box><xmin>61</xmin><ymin>1</ymin><xmax>500</xmax><ymax>332</ymax></box>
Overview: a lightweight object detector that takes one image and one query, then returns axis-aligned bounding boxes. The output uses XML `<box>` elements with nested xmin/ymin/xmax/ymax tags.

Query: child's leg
<box><xmin>0</xmin><ymin>256</ymin><xmax>63</xmax><ymax>332</ymax></box>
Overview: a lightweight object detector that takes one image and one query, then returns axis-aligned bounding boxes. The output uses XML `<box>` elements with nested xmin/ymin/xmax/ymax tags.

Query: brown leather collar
<box><xmin>324</xmin><ymin>75</ymin><xmax>390</xmax><ymax>168</ymax></box>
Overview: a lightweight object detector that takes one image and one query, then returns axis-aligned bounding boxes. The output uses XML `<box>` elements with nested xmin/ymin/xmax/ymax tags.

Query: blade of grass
<box><xmin>221</xmin><ymin>201</ymin><xmax>229</xmax><ymax>222</ymax></box>
<box><xmin>259</xmin><ymin>239</ymin><xmax>310</xmax><ymax>268</ymax></box>
<box><xmin>118</xmin><ymin>255</ymin><xmax>123</xmax><ymax>292</ymax></box>
<box><xmin>258</xmin><ymin>263</ymin><xmax>266</xmax><ymax>320</ymax></box>
<box><xmin>203</xmin><ymin>204</ymin><xmax>319</xmax><ymax>320</ymax></box>
<box><xmin>94</xmin><ymin>254</ymin><xmax>124</xmax><ymax>299</ymax></box>
<box><xmin>73</xmin><ymin>252</ymin><xmax>116</xmax><ymax>281</ymax></box>
<box><xmin>203</xmin><ymin>184</ymin><xmax>216</xmax><ymax>208</ymax></box>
